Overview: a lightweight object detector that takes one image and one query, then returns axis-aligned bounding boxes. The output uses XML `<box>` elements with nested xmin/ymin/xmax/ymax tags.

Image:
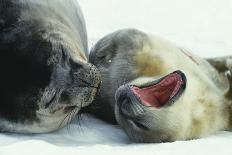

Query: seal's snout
<box><xmin>69</xmin><ymin>58</ymin><xmax>101</xmax><ymax>89</ymax></box>
<box><xmin>57</xmin><ymin>61</ymin><xmax>101</xmax><ymax>108</ymax></box>
<box><xmin>116</xmin><ymin>85</ymin><xmax>145</xmax><ymax>118</ymax></box>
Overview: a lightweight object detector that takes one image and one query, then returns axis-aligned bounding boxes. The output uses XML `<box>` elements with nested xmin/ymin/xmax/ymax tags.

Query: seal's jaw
<box><xmin>116</xmin><ymin>70</ymin><xmax>187</xmax><ymax>112</ymax></box>
<box><xmin>0</xmin><ymin>60</ymin><xmax>101</xmax><ymax>133</ymax></box>
<box><xmin>130</xmin><ymin>71</ymin><xmax>186</xmax><ymax>108</ymax></box>
<box><xmin>115</xmin><ymin>71</ymin><xmax>187</xmax><ymax>142</ymax></box>
<box><xmin>36</xmin><ymin>62</ymin><xmax>101</xmax><ymax>124</ymax></box>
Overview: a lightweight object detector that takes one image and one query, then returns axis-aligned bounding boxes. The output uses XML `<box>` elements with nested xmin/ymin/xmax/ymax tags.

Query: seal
<box><xmin>0</xmin><ymin>0</ymin><xmax>101</xmax><ymax>133</ymax></box>
<box><xmin>89</xmin><ymin>29</ymin><xmax>232</xmax><ymax>142</ymax></box>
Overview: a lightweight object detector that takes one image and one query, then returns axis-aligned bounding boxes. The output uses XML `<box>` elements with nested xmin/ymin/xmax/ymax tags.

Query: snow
<box><xmin>1</xmin><ymin>115</ymin><xmax>232</xmax><ymax>155</ymax></box>
<box><xmin>0</xmin><ymin>0</ymin><xmax>232</xmax><ymax>154</ymax></box>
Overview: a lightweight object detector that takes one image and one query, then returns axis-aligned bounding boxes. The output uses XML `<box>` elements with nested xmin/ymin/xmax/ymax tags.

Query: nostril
<box><xmin>116</xmin><ymin>85</ymin><xmax>131</xmax><ymax>102</ymax></box>
<box><xmin>116</xmin><ymin>85</ymin><xmax>146</xmax><ymax>118</ymax></box>
<box><xmin>119</xmin><ymin>98</ymin><xmax>131</xmax><ymax>117</ymax></box>
<box><xmin>117</xmin><ymin>92</ymin><xmax>128</xmax><ymax>106</ymax></box>
<box><xmin>115</xmin><ymin>85</ymin><xmax>131</xmax><ymax>116</ymax></box>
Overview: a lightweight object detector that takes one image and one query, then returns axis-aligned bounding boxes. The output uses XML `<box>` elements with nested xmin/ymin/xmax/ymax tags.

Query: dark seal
<box><xmin>0</xmin><ymin>0</ymin><xmax>100</xmax><ymax>133</ymax></box>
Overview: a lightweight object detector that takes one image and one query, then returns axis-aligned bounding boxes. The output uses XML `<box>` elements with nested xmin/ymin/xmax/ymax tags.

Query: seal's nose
<box><xmin>69</xmin><ymin>59</ymin><xmax>101</xmax><ymax>88</ymax></box>
<box><xmin>116</xmin><ymin>85</ymin><xmax>145</xmax><ymax>118</ymax></box>
<box><xmin>83</xmin><ymin>63</ymin><xmax>101</xmax><ymax>89</ymax></box>
<box><xmin>57</xmin><ymin>61</ymin><xmax>101</xmax><ymax>108</ymax></box>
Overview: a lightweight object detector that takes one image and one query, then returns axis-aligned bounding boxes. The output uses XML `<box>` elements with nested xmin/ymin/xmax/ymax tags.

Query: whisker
<box><xmin>60</xmin><ymin>107</ymin><xmax>80</xmax><ymax>133</ymax></box>
<box><xmin>66</xmin><ymin>110</ymin><xmax>74</xmax><ymax>132</ymax></box>
<box><xmin>76</xmin><ymin>112</ymin><xmax>85</xmax><ymax>133</ymax></box>
<box><xmin>58</xmin><ymin>111</ymin><xmax>71</xmax><ymax>129</ymax></box>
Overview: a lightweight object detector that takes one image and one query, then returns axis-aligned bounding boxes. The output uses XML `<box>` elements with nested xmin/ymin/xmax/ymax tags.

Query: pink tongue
<box><xmin>131</xmin><ymin>73</ymin><xmax>183</xmax><ymax>108</ymax></box>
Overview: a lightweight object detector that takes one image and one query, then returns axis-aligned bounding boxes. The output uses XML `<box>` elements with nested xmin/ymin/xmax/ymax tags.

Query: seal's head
<box><xmin>90</xmin><ymin>29</ymin><xmax>231</xmax><ymax>142</ymax></box>
<box><xmin>0</xmin><ymin>0</ymin><xmax>100</xmax><ymax>133</ymax></box>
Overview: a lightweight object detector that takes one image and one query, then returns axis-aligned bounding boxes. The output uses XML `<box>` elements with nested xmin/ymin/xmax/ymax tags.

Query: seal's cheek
<box><xmin>133</xmin><ymin>51</ymin><xmax>166</xmax><ymax>77</ymax></box>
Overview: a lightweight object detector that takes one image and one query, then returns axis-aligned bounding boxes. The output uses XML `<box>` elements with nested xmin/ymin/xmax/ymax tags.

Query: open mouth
<box><xmin>130</xmin><ymin>70</ymin><xmax>186</xmax><ymax>108</ymax></box>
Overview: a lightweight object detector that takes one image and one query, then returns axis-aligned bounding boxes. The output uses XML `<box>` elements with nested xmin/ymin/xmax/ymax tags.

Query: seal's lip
<box><xmin>130</xmin><ymin>70</ymin><xmax>187</xmax><ymax>108</ymax></box>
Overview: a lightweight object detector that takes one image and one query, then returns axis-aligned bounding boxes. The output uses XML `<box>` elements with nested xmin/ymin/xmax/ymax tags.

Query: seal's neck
<box><xmin>19</xmin><ymin>0</ymin><xmax>88</xmax><ymax>59</ymax></box>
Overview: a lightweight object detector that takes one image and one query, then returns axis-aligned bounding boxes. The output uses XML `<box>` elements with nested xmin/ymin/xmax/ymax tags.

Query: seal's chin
<box><xmin>115</xmin><ymin>71</ymin><xmax>187</xmax><ymax>142</ymax></box>
<box><xmin>116</xmin><ymin>70</ymin><xmax>187</xmax><ymax>111</ymax></box>
<box><xmin>43</xmin><ymin>87</ymin><xmax>100</xmax><ymax>114</ymax></box>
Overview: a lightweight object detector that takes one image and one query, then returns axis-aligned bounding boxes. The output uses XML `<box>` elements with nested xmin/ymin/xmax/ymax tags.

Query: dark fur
<box><xmin>0</xmin><ymin>0</ymin><xmax>100</xmax><ymax>132</ymax></box>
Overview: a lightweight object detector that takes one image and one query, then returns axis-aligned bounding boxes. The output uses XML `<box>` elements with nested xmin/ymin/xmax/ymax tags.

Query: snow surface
<box><xmin>0</xmin><ymin>0</ymin><xmax>232</xmax><ymax>154</ymax></box>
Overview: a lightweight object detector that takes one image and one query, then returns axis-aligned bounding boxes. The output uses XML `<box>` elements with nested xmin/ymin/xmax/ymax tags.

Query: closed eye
<box><xmin>97</xmin><ymin>55</ymin><xmax>106</xmax><ymax>60</ymax></box>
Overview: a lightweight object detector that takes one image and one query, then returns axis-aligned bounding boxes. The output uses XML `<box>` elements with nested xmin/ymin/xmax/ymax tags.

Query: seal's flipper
<box><xmin>207</xmin><ymin>56</ymin><xmax>232</xmax><ymax>72</ymax></box>
<box><xmin>207</xmin><ymin>56</ymin><xmax>232</xmax><ymax>99</ymax></box>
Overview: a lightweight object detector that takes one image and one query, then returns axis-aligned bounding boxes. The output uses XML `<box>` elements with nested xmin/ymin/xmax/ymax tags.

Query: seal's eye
<box><xmin>98</xmin><ymin>55</ymin><xmax>106</xmax><ymax>60</ymax></box>
<box><xmin>97</xmin><ymin>55</ymin><xmax>112</xmax><ymax>67</ymax></box>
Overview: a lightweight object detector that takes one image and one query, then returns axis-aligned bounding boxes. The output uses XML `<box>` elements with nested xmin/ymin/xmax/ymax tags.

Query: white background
<box><xmin>80</xmin><ymin>0</ymin><xmax>232</xmax><ymax>57</ymax></box>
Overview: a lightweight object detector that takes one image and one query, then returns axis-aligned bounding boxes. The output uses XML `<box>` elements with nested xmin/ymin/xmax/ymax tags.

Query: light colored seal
<box><xmin>0</xmin><ymin>0</ymin><xmax>100</xmax><ymax>133</ymax></box>
<box><xmin>89</xmin><ymin>29</ymin><xmax>232</xmax><ymax>142</ymax></box>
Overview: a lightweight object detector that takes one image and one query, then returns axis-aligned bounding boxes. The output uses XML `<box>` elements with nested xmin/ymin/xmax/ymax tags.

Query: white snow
<box><xmin>0</xmin><ymin>0</ymin><xmax>232</xmax><ymax>154</ymax></box>
<box><xmin>1</xmin><ymin>115</ymin><xmax>232</xmax><ymax>155</ymax></box>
